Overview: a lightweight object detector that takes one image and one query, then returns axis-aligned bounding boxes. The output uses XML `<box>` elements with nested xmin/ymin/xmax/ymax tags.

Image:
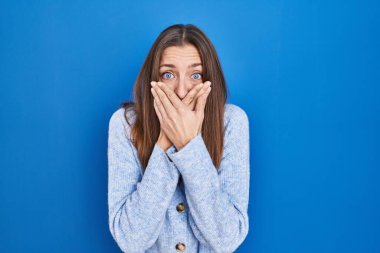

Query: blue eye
<box><xmin>192</xmin><ymin>73</ymin><xmax>202</xmax><ymax>80</ymax></box>
<box><xmin>162</xmin><ymin>72</ymin><xmax>174</xmax><ymax>79</ymax></box>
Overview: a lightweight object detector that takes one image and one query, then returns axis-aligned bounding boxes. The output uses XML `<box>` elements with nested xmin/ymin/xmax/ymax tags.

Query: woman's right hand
<box><xmin>156</xmin><ymin>81</ymin><xmax>211</xmax><ymax>151</ymax></box>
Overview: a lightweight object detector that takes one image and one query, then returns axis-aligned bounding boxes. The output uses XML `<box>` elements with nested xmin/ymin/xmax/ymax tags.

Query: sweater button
<box><xmin>176</xmin><ymin>202</ymin><xmax>186</xmax><ymax>213</ymax></box>
<box><xmin>175</xmin><ymin>242</ymin><xmax>186</xmax><ymax>251</ymax></box>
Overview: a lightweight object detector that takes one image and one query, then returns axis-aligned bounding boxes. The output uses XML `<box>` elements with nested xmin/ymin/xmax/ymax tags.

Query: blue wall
<box><xmin>0</xmin><ymin>1</ymin><xmax>379</xmax><ymax>252</ymax></box>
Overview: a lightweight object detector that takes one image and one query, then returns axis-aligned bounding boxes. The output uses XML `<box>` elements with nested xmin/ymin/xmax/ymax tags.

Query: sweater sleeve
<box><xmin>107</xmin><ymin>110</ymin><xmax>180</xmax><ymax>253</ymax></box>
<box><xmin>167</xmin><ymin>106</ymin><xmax>250</xmax><ymax>253</ymax></box>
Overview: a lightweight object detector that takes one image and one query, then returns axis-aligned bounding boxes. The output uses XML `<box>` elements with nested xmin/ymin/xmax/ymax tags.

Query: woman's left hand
<box><xmin>150</xmin><ymin>80</ymin><xmax>212</xmax><ymax>151</ymax></box>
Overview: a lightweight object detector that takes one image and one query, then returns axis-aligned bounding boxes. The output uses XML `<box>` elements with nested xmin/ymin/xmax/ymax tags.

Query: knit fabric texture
<box><xmin>108</xmin><ymin>103</ymin><xmax>250</xmax><ymax>253</ymax></box>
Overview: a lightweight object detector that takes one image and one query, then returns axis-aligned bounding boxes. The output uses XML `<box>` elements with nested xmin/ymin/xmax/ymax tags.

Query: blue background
<box><xmin>0</xmin><ymin>0</ymin><xmax>379</xmax><ymax>252</ymax></box>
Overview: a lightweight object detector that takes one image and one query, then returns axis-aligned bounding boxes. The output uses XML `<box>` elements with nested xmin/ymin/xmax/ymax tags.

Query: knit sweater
<box><xmin>107</xmin><ymin>103</ymin><xmax>250</xmax><ymax>253</ymax></box>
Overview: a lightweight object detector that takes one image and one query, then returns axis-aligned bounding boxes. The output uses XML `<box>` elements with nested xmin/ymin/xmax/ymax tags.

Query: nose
<box><xmin>174</xmin><ymin>77</ymin><xmax>188</xmax><ymax>100</ymax></box>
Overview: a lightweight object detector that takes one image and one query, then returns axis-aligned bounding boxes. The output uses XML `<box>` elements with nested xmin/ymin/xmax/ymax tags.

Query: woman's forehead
<box><xmin>161</xmin><ymin>45</ymin><xmax>201</xmax><ymax>64</ymax></box>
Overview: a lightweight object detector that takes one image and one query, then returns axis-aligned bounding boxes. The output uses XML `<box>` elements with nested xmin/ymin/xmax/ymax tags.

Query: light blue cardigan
<box><xmin>108</xmin><ymin>103</ymin><xmax>250</xmax><ymax>253</ymax></box>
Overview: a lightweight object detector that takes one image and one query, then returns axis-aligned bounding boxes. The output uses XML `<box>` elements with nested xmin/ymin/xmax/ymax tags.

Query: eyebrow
<box><xmin>159</xmin><ymin>63</ymin><xmax>202</xmax><ymax>69</ymax></box>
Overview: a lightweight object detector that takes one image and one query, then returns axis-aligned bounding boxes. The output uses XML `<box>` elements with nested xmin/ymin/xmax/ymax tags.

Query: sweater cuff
<box><xmin>167</xmin><ymin>133</ymin><xmax>218</xmax><ymax>185</ymax></box>
<box><xmin>164</xmin><ymin>144</ymin><xmax>177</xmax><ymax>162</ymax></box>
<box><xmin>146</xmin><ymin>143</ymin><xmax>179</xmax><ymax>181</ymax></box>
<box><xmin>166</xmin><ymin>144</ymin><xmax>177</xmax><ymax>154</ymax></box>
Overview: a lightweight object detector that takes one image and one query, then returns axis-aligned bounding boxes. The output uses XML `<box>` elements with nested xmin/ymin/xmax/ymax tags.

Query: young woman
<box><xmin>108</xmin><ymin>24</ymin><xmax>250</xmax><ymax>253</ymax></box>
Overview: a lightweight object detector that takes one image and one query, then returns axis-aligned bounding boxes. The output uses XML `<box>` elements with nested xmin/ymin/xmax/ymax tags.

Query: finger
<box><xmin>154</xmin><ymin>99</ymin><xmax>168</xmax><ymax>139</ymax></box>
<box><xmin>153</xmin><ymin>97</ymin><xmax>163</xmax><ymax>123</ymax></box>
<box><xmin>189</xmin><ymin>81</ymin><xmax>211</xmax><ymax>109</ymax></box>
<box><xmin>151</xmin><ymin>87</ymin><xmax>169</xmax><ymax>120</ymax></box>
<box><xmin>195</xmin><ymin>86</ymin><xmax>211</xmax><ymax>116</ymax></box>
<box><xmin>152</xmin><ymin>84</ymin><xmax>176</xmax><ymax>118</ymax></box>
<box><xmin>189</xmin><ymin>81</ymin><xmax>211</xmax><ymax>110</ymax></box>
<box><xmin>182</xmin><ymin>82</ymin><xmax>204</xmax><ymax>106</ymax></box>
<box><xmin>153</xmin><ymin>81</ymin><xmax>184</xmax><ymax>111</ymax></box>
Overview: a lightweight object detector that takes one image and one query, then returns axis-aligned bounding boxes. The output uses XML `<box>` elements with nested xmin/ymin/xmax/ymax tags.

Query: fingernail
<box><xmin>151</xmin><ymin>81</ymin><xmax>156</xmax><ymax>86</ymax></box>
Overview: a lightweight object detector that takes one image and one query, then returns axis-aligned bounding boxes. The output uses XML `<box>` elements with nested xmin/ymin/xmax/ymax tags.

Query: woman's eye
<box><xmin>192</xmin><ymin>73</ymin><xmax>202</xmax><ymax>80</ymax></box>
<box><xmin>161</xmin><ymin>72</ymin><xmax>174</xmax><ymax>79</ymax></box>
<box><xmin>161</xmin><ymin>72</ymin><xmax>202</xmax><ymax>80</ymax></box>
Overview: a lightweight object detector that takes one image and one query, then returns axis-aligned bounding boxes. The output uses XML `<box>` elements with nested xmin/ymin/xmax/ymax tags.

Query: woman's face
<box><xmin>158</xmin><ymin>44</ymin><xmax>204</xmax><ymax>100</ymax></box>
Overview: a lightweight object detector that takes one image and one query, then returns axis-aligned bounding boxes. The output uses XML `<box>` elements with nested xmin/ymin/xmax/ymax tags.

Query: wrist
<box><xmin>176</xmin><ymin>134</ymin><xmax>196</xmax><ymax>151</ymax></box>
<box><xmin>157</xmin><ymin>138</ymin><xmax>171</xmax><ymax>152</ymax></box>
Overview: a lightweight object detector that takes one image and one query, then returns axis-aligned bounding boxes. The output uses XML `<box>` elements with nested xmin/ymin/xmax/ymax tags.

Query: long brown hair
<box><xmin>120</xmin><ymin>24</ymin><xmax>228</xmax><ymax>172</ymax></box>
